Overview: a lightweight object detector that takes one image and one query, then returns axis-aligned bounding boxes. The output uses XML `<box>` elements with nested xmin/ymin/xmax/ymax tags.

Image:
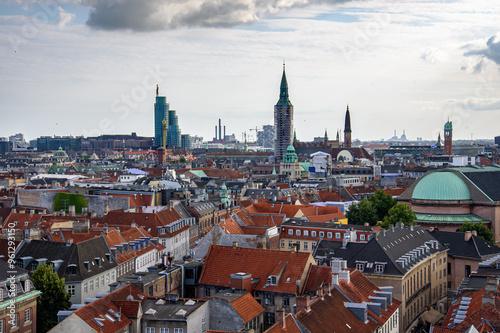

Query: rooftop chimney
<box><xmin>465</xmin><ymin>231</ymin><xmax>472</xmax><ymax>242</ymax></box>
<box><xmin>275</xmin><ymin>308</ymin><xmax>286</xmax><ymax>328</ymax></box>
<box><xmin>471</xmin><ymin>230</ymin><xmax>477</xmax><ymax>237</ymax></box>
<box><xmin>68</xmin><ymin>205</ymin><xmax>75</xmax><ymax>217</ymax></box>
<box><xmin>233</xmin><ymin>241</ymin><xmax>238</xmax><ymax>249</ymax></box>
<box><xmin>296</xmin><ymin>296</ymin><xmax>311</xmax><ymax>313</ymax></box>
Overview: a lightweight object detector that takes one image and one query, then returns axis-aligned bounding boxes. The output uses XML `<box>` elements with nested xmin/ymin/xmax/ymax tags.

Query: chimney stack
<box><xmin>233</xmin><ymin>241</ymin><xmax>238</xmax><ymax>249</ymax></box>
<box><xmin>465</xmin><ymin>231</ymin><xmax>472</xmax><ymax>242</ymax></box>
<box><xmin>296</xmin><ymin>296</ymin><xmax>311</xmax><ymax>313</ymax></box>
<box><xmin>275</xmin><ymin>308</ymin><xmax>286</xmax><ymax>328</ymax></box>
<box><xmin>471</xmin><ymin>230</ymin><xmax>477</xmax><ymax>237</ymax></box>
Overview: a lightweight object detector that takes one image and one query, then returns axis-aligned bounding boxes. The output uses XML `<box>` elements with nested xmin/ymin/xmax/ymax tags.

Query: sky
<box><xmin>1</xmin><ymin>0</ymin><xmax>499</xmax><ymax>143</ymax></box>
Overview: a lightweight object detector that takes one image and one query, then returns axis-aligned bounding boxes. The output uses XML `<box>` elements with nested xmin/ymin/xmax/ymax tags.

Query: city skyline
<box><xmin>1</xmin><ymin>0</ymin><xmax>499</xmax><ymax>142</ymax></box>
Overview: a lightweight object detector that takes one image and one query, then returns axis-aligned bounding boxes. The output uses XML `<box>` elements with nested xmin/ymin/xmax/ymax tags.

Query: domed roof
<box><xmin>412</xmin><ymin>171</ymin><xmax>471</xmax><ymax>201</ymax></box>
<box><xmin>286</xmin><ymin>145</ymin><xmax>295</xmax><ymax>151</ymax></box>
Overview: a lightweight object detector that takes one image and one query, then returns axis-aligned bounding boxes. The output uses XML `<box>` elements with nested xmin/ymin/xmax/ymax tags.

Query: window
<box><xmin>448</xmin><ymin>263</ymin><xmax>451</xmax><ymax>275</ymax></box>
<box><xmin>204</xmin><ymin>287</ymin><xmax>211</xmax><ymax>297</ymax></box>
<box><xmin>101</xmin><ymin>275</ymin><xmax>105</xmax><ymax>286</ymax></box>
<box><xmin>304</xmin><ymin>230</ymin><xmax>309</xmax><ymax>237</ymax></box>
<box><xmin>360</xmin><ymin>234</ymin><xmax>366</xmax><ymax>241</ymax></box>
<box><xmin>281</xmin><ymin>240</ymin><xmax>285</xmax><ymax>248</ymax></box>
<box><xmin>327</xmin><ymin>232</ymin><xmax>333</xmax><ymax>239</ymax></box>
<box><xmin>311</xmin><ymin>231</ymin><xmax>317</xmax><ymax>237</ymax></box>
<box><xmin>264</xmin><ymin>293</ymin><xmax>275</xmax><ymax>305</ymax></box>
<box><xmin>375</xmin><ymin>264</ymin><xmax>384</xmax><ymax>273</ymax></box>
<box><xmin>25</xmin><ymin>309</ymin><xmax>30</xmax><ymax>323</ymax></box>
<box><xmin>67</xmin><ymin>285</ymin><xmax>75</xmax><ymax>296</ymax></box>
<box><xmin>0</xmin><ymin>320</ymin><xmax>3</xmax><ymax>333</ymax></box>
<box><xmin>84</xmin><ymin>282</ymin><xmax>88</xmax><ymax>294</ymax></box>
<box><xmin>303</xmin><ymin>242</ymin><xmax>308</xmax><ymax>250</ymax></box>
<box><xmin>283</xmin><ymin>295</ymin><xmax>290</xmax><ymax>307</ymax></box>
<box><xmin>90</xmin><ymin>280</ymin><xmax>94</xmax><ymax>292</ymax></box>
<box><xmin>335</xmin><ymin>232</ymin><xmax>341</xmax><ymax>239</ymax></box>
<box><xmin>288</xmin><ymin>229</ymin><xmax>293</xmax><ymax>235</ymax></box>
<box><xmin>465</xmin><ymin>265</ymin><xmax>471</xmax><ymax>277</ymax></box>
<box><xmin>202</xmin><ymin>317</ymin><xmax>206</xmax><ymax>333</ymax></box>
<box><xmin>296</xmin><ymin>230</ymin><xmax>301</xmax><ymax>236</ymax></box>
<box><xmin>160</xmin><ymin>328</ymin><xmax>169</xmax><ymax>333</ymax></box>
<box><xmin>146</xmin><ymin>328</ymin><xmax>155</xmax><ymax>333</ymax></box>
<box><xmin>96</xmin><ymin>277</ymin><xmax>99</xmax><ymax>289</ymax></box>
<box><xmin>264</xmin><ymin>312</ymin><xmax>275</xmax><ymax>325</ymax></box>
<box><xmin>356</xmin><ymin>263</ymin><xmax>365</xmax><ymax>272</ymax></box>
<box><xmin>10</xmin><ymin>314</ymin><xmax>17</xmax><ymax>328</ymax></box>
<box><xmin>174</xmin><ymin>329</ymin><xmax>183</xmax><ymax>333</ymax></box>
<box><xmin>312</xmin><ymin>242</ymin><xmax>317</xmax><ymax>251</ymax></box>
<box><xmin>319</xmin><ymin>231</ymin><xmax>325</xmax><ymax>238</ymax></box>
<box><xmin>288</xmin><ymin>240</ymin><xmax>293</xmax><ymax>249</ymax></box>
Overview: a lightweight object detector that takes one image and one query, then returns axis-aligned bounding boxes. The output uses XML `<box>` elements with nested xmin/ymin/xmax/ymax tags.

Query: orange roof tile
<box><xmin>199</xmin><ymin>245</ymin><xmax>314</xmax><ymax>294</ymax></box>
<box><xmin>220</xmin><ymin>218</ymin><xmax>244</xmax><ymax>234</ymax></box>
<box><xmin>230</xmin><ymin>293</ymin><xmax>265</xmax><ymax>323</ymax></box>
<box><xmin>265</xmin><ymin>313</ymin><xmax>301</xmax><ymax>333</ymax></box>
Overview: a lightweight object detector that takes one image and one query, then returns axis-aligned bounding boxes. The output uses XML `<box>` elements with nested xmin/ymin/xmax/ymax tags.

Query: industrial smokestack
<box><xmin>215</xmin><ymin>126</ymin><xmax>218</xmax><ymax>140</ymax></box>
<box><xmin>224</xmin><ymin>126</ymin><xmax>226</xmax><ymax>141</ymax></box>
<box><xmin>219</xmin><ymin>119</ymin><xmax>222</xmax><ymax>142</ymax></box>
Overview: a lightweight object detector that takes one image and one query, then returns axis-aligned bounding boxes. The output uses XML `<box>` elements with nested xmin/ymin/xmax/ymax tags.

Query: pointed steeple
<box><xmin>277</xmin><ymin>61</ymin><xmax>292</xmax><ymax>106</ymax></box>
<box><xmin>293</xmin><ymin>129</ymin><xmax>297</xmax><ymax>142</ymax></box>
<box><xmin>344</xmin><ymin>105</ymin><xmax>351</xmax><ymax>133</ymax></box>
<box><xmin>336</xmin><ymin>129</ymin><xmax>340</xmax><ymax>141</ymax></box>
<box><xmin>324</xmin><ymin>128</ymin><xmax>328</xmax><ymax>142</ymax></box>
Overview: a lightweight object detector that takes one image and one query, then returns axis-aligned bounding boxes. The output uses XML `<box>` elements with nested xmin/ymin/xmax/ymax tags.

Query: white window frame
<box><xmin>288</xmin><ymin>229</ymin><xmax>293</xmax><ymax>235</ymax></box>
<box><xmin>296</xmin><ymin>230</ymin><xmax>301</xmax><ymax>236</ymax></box>
<box><xmin>335</xmin><ymin>232</ymin><xmax>341</xmax><ymax>239</ymax></box>
<box><xmin>146</xmin><ymin>328</ymin><xmax>155</xmax><ymax>333</ymax></box>
<box><xmin>303</xmin><ymin>230</ymin><xmax>309</xmax><ymax>237</ymax></box>
<box><xmin>25</xmin><ymin>309</ymin><xmax>31</xmax><ymax>323</ymax></box>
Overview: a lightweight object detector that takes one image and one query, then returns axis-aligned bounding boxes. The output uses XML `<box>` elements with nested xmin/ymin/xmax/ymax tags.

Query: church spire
<box><xmin>324</xmin><ymin>128</ymin><xmax>328</xmax><ymax>142</ymax></box>
<box><xmin>277</xmin><ymin>60</ymin><xmax>292</xmax><ymax>106</ymax></box>
<box><xmin>344</xmin><ymin>105</ymin><xmax>352</xmax><ymax>147</ymax></box>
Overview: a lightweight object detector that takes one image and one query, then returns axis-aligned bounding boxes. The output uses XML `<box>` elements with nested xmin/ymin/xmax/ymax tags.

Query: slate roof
<box><xmin>199</xmin><ymin>244</ymin><xmax>314</xmax><ymax>295</ymax></box>
<box><xmin>15</xmin><ymin>236</ymin><xmax>117</xmax><ymax>282</ymax></box>
<box><xmin>461</xmin><ymin>169</ymin><xmax>500</xmax><ymax>202</ymax></box>
<box><xmin>429</xmin><ymin>230</ymin><xmax>500</xmax><ymax>260</ymax></box>
<box><xmin>314</xmin><ymin>225</ymin><xmax>445</xmax><ymax>276</ymax></box>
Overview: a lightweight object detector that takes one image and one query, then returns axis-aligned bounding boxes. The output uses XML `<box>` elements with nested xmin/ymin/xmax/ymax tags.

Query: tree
<box><xmin>368</xmin><ymin>190</ymin><xmax>397</xmax><ymax>221</ymax></box>
<box><xmin>378</xmin><ymin>203</ymin><xmax>417</xmax><ymax>229</ymax></box>
<box><xmin>31</xmin><ymin>263</ymin><xmax>71</xmax><ymax>332</ymax></box>
<box><xmin>53</xmin><ymin>193</ymin><xmax>88</xmax><ymax>214</ymax></box>
<box><xmin>346</xmin><ymin>199</ymin><xmax>378</xmax><ymax>226</ymax></box>
<box><xmin>179</xmin><ymin>156</ymin><xmax>187</xmax><ymax>164</ymax></box>
<box><xmin>459</xmin><ymin>221</ymin><xmax>494</xmax><ymax>243</ymax></box>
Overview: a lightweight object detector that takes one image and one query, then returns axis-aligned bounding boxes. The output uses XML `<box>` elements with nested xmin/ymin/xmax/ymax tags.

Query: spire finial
<box><xmin>156</xmin><ymin>84</ymin><xmax>159</xmax><ymax>97</ymax></box>
<box><xmin>283</xmin><ymin>60</ymin><xmax>285</xmax><ymax>71</ymax></box>
<box><xmin>347</xmin><ymin>104</ymin><xmax>349</xmax><ymax>111</ymax></box>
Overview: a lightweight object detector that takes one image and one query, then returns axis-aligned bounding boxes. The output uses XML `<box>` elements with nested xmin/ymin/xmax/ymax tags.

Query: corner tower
<box><xmin>274</xmin><ymin>62</ymin><xmax>294</xmax><ymax>161</ymax></box>
<box><xmin>344</xmin><ymin>105</ymin><xmax>352</xmax><ymax>148</ymax></box>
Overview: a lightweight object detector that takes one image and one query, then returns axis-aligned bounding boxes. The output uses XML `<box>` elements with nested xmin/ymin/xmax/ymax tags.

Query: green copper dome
<box><xmin>444</xmin><ymin>121</ymin><xmax>452</xmax><ymax>131</ymax></box>
<box><xmin>412</xmin><ymin>172</ymin><xmax>471</xmax><ymax>201</ymax></box>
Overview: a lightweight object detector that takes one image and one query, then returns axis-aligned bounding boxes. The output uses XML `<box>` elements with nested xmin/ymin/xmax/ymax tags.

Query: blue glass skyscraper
<box><xmin>154</xmin><ymin>86</ymin><xmax>168</xmax><ymax>147</ymax></box>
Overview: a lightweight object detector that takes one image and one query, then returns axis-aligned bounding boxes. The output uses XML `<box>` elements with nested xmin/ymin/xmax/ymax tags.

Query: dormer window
<box><xmin>288</xmin><ymin>229</ymin><xmax>293</xmax><ymax>235</ymax></box>
<box><xmin>268</xmin><ymin>275</ymin><xmax>278</xmax><ymax>286</ymax></box>
<box><xmin>374</xmin><ymin>263</ymin><xmax>386</xmax><ymax>273</ymax></box>
<box><xmin>67</xmin><ymin>264</ymin><xmax>77</xmax><ymax>275</ymax></box>
<box><xmin>84</xmin><ymin>261</ymin><xmax>90</xmax><ymax>272</ymax></box>
<box><xmin>95</xmin><ymin>257</ymin><xmax>102</xmax><ymax>267</ymax></box>
<box><xmin>356</xmin><ymin>262</ymin><xmax>365</xmax><ymax>272</ymax></box>
<box><xmin>24</xmin><ymin>280</ymin><xmax>31</xmax><ymax>292</ymax></box>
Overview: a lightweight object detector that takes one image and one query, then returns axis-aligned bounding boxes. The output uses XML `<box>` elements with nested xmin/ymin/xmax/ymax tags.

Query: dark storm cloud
<box><xmin>85</xmin><ymin>0</ymin><xmax>351</xmax><ymax>31</ymax></box>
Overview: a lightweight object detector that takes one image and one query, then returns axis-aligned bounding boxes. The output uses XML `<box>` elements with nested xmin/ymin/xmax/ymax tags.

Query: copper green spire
<box><xmin>277</xmin><ymin>61</ymin><xmax>292</xmax><ymax>106</ymax></box>
<box><xmin>293</xmin><ymin>129</ymin><xmax>297</xmax><ymax>141</ymax></box>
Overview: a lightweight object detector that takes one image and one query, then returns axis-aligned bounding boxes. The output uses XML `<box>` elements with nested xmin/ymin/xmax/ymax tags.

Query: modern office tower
<box><xmin>181</xmin><ymin>134</ymin><xmax>191</xmax><ymax>150</ymax></box>
<box><xmin>274</xmin><ymin>63</ymin><xmax>294</xmax><ymax>161</ymax></box>
<box><xmin>154</xmin><ymin>85</ymin><xmax>169</xmax><ymax>147</ymax></box>
<box><xmin>167</xmin><ymin>108</ymin><xmax>181</xmax><ymax>148</ymax></box>
<box><xmin>257</xmin><ymin>125</ymin><xmax>276</xmax><ymax>148</ymax></box>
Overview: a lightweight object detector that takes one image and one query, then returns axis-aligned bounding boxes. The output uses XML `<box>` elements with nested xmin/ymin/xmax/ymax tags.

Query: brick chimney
<box><xmin>482</xmin><ymin>277</ymin><xmax>498</xmax><ymax>307</ymax></box>
<box><xmin>296</xmin><ymin>296</ymin><xmax>311</xmax><ymax>313</ymax></box>
<box><xmin>465</xmin><ymin>231</ymin><xmax>472</xmax><ymax>241</ymax></box>
<box><xmin>275</xmin><ymin>308</ymin><xmax>286</xmax><ymax>328</ymax></box>
<box><xmin>323</xmin><ymin>283</ymin><xmax>331</xmax><ymax>295</ymax></box>
<box><xmin>471</xmin><ymin>230</ymin><xmax>477</xmax><ymax>237</ymax></box>
<box><xmin>68</xmin><ymin>205</ymin><xmax>76</xmax><ymax>217</ymax></box>
<box><xmin>230</xmin><ymin>273</ymin><xmax>252</xmax><ymax>292</ymax></box>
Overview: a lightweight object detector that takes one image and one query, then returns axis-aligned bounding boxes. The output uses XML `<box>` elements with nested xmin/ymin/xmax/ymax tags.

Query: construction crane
<box><xmin>249</xmin><ymin>127</ymin><xmax>261</xmax><ymax>143</ymax></box>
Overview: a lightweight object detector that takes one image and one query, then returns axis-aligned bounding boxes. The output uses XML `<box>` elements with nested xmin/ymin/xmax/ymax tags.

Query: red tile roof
<box><xmin>296</xmin><ymin>288</ymin><xmax>379</xmax><ymax>333</ymax></box>
<box><xmin>74</xmin><ymin>284</ymin><xmax>146</xmax><ymax>333</ymax></box>
<box><xmin>303</xmin><ymin>265</ymin><xmax>332</xmax><ymax>294</ymax></box>
<box><xmin>219</xmin><ymin>218</ymin><xmax>244</xmax><ymax>234</ymax></box>
<box><xmin>230</xmin><ymin>293</ymin><xmax>265</xmax><ymax>323</ymax></box>
<box><xmin>199</xmin><ymin>245</ymin><xmax>315</xmax><ymax>294</ymax></box>
<box><xmin>264</xmin><ymin>313</ymin><xmax>301</xmax><ymax>333</ymax></box>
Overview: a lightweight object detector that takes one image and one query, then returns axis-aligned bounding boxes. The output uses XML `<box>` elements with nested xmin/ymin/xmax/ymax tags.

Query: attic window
<box><xmin>93</xmin><ymin>318</ymin><xmax>105</xmax><ymax>327</ymax></box>
<box><xmin>374</xmin><ymin>263</ymin><xmax>386</xmax><ymax>273</ymax></box>
<box><xmin>95</xmin><ymin>257</ymin><xmax>102</xmax><ymax>267</ymax></box>
<box><xmin>84</xmin><ymin>261</ymin><xmax>90</xmax><ymax>272</ymax></box>
<box><xmin>67</xmin><ymin>264</ymin><xmax>77</xmax><ymax>275</ymax></box>
<box><xmin>104</xmin><ymin>314</ymin><xmax>116</xmax><ymax>323</ymax></box>
<box><xmin>356</xmin><ymin>262</ymin><xmax>365</xmax><ymax>272</ymax></box>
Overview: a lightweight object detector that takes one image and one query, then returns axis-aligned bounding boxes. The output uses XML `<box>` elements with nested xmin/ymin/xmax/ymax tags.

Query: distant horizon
<box><xmin>2</xmin><ymin>1</ymin><xmax>500</xmax><ymax>143</ymax></box>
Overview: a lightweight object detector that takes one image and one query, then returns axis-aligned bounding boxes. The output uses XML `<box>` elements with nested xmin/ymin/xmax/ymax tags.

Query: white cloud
<box><xmin>57</xmin><ymin>6</ymin><xmax>75</xmax><ymax>28</ymax></box>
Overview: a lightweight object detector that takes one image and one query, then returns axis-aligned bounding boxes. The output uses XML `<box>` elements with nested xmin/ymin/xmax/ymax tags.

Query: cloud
<box><xmin>85</xmin><ymin>0</ymin><xmax>350</xmax><ymax>31</ymax></box>
<box><xmin>463</xmin><ymin>33</ymin><xmax>500</xmax><ymax>72</ymax></box>
<box><xmin>57</xmin><ymin>6</ymin><xmax>75</xmax><ymax>27</ymax></box>
<box><xmin>420</xmin><ymin>47</ymin><xmax>448</xmax><ymax>65</ymax></box>
<box><xmin>445</xmin><ymin>98</ymin><xmax>500</xmax><ymax>112</ymax></box>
